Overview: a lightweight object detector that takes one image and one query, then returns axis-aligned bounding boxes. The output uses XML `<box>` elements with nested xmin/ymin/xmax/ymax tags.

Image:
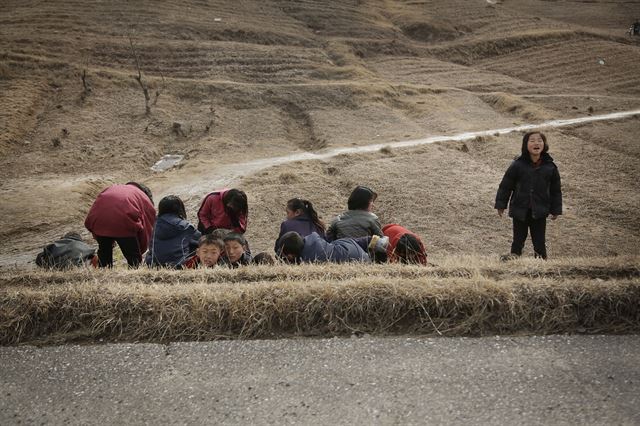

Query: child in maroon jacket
<box><xmin>84</xmin><ymin>182</ymin><xmax>155</xmax><ymax>267</ymax></box>
<box><xmin>197</xmin><ymin>188</ymin><xmax>248</xmax><ymax>234</ymax></box>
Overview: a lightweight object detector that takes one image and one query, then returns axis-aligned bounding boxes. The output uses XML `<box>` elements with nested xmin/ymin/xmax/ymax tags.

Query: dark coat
<box><xmin>300</xmin><ymin>232</ymin><xmax>370</xmax><ymax>263</ymax></box>
<box><xmin>326</xmin><ymin>210</ymin><xmax>382</xmax><ymax>241</ymax></box>
<box><xmin>145</xmin><ymin>214</ymin><xmax>201</xmax><ymax>267</ymax></box>
<box><xmin>221</xmin><ymin>252</ymin><xmax>252</xmax><ymax>268</ymax></box>
<box><xmin>274</xmin><ymin>215</ymin><xmax>325</xmax><ymax>254</ymax></box>
<box><xmin>495</xmin><ymin>153</ymin><xmax>562</xmax><ymax>221</ymax></box>
<box><xmin>84</xmin><ymin>184</ymin><xmax>156</xmax><ymax>254</ymax></box>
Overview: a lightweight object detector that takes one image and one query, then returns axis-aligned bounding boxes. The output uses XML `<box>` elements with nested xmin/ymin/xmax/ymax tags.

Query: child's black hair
<box><xmin>279</xmin><ymin>231</ymin><xmax>304</xmax><ymax>257</ymax></box>
<box><xmin>395</xmin><ymin>234</ymin><xmax>424</xmax><ymax>264</ymax></box>
<box><xmin>222</xmin><ymin>189</ymin><xmax>248</xmax><ymax>216</ymax></box>
<box><xmin>521</xmin><ymin>131</ymin><xmax>549</xmax><ymax>157</ymax></box>
<box><xmin>126</xmin><ymin>182</ymin><xmax>153</xmax><ymax>203</ymax></box>
<box><xmin>287</xmin><ymin>198</ymin><xmax>326</xmax><ymax>232</ymax></box>
<box><xmin>198</xmin><ymin>234</ymin><xmax>224</xmax><ymax>251</ymax></box>
<box><xmin>252</xmin><ymin>252</ymin><xmax>275</xmax><ymax>265</ymax></box>
<box><xmin>210</xmin><ymin>228</ymin><xmax>231</xmax><ymax>240</ymax></box>
<box><xmin>158</xmin><ymin>195</ymin><xmax>187</xmax><ymax>220</ymax></box>
<box><xmin>223</xmin><ymin>232</ymin><xmax>248</xmax><ymax>248</ymax></box>
<box><xmin>347</xmin><ymin>186</ymin><xmax>377</xmax><ymax>210</ymax></box>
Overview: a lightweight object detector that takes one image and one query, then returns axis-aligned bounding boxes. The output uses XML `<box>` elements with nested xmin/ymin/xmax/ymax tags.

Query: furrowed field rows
<box><xmin>367</xmin><ymin>56</ymin><xmax>536</xmax><ymax>91</ymax></box>
<box><xmin>479</xmin><ymin>40</ymin><xmax>640</xmax><ymax>94</ymax></box>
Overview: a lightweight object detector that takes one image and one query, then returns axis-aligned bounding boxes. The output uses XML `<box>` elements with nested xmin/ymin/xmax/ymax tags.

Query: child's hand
<box><xmin>497</xmin><ymin>209</ymin><xmax>505</xmax><ymax>217</ymax></box>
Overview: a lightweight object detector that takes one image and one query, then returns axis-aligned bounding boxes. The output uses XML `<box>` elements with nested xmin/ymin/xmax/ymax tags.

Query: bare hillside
<box><xmin>1</xmin><ymin>0</ymin><xmax>639</xmax><ymax>265</ymax></box>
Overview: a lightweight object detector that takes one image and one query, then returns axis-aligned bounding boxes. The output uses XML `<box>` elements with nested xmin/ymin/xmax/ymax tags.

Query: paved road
<box><xmin>1</xmin><ymin>335</ymin><xmax>638</xmax><ymax>425</ymax></box>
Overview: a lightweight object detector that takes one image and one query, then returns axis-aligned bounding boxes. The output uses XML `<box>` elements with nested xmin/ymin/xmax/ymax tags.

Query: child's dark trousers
<box><xmin>95</xmin><ymin>236</ymin><xmax>141</xmax><ymax>267</ymax></box>
<box><xmin>511</xmin><ymin>210</ymin><xmax>547</xmax><ymax>259</ymax></box>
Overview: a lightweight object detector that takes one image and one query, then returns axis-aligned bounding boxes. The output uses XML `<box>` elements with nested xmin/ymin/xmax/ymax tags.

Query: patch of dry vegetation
<box><xmin>1</xmin><ymin>256</ymin><xmax>638</xmax><ymax>345</ymax></box>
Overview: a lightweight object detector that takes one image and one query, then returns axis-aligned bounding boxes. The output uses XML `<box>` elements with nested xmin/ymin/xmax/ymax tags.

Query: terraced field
<box><xmin>0</xmin><ymin>0</ymin><xmax>639</xmax><ymax>265</ymax></box>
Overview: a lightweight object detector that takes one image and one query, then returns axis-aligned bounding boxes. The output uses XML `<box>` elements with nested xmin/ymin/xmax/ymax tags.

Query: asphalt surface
<box><xmin>1</xmin><ymin>335</ymin><xmax>638</xmax><ymax>425</ymax></box>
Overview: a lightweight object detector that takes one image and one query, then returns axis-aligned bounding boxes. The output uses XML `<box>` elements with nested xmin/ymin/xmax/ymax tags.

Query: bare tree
<box><xmin>153</xmin><ymin>71</ymin><xmax>166</xmax><ymax>106</ymax></box>
<box><xmin>79</xmin><ymin>55</ymin><xmax>91</xmax><ymax>101</ymax></box>
<box><xmin>128</xmin><ymin>35</ymin><xmax>151</xmax><ymax>115</ymax></box>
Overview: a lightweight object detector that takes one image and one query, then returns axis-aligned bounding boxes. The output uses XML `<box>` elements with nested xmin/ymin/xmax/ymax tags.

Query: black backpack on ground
<box><xmin>35</xmin><ymin>233</ymin><xmax>96</xmax><ymax>269</ymax></box>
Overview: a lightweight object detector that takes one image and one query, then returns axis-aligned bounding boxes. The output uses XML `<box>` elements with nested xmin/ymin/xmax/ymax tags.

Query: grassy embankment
<box><xmin>1</xmin><ymin>256</ymin><xmax>638</xmax><ymax>345</ymax></box>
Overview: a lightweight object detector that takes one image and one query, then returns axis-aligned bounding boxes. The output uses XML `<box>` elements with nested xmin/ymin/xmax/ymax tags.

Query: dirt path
<box><xmin>159</xmin><ymin>108</ymin><xmax>640</xmax><ymax>199</ymax></box>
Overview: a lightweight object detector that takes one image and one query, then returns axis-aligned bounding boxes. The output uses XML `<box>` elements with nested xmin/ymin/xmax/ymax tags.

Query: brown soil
<box><xmin>1</xmin><ymin>0</ymin><xmax>639</xmax><ymax>266</ymax></box>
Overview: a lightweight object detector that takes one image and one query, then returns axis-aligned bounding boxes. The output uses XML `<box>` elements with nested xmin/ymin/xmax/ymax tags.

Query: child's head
<box><xmin>158</xmin><ymin>195</ymin><xmax>187</xmax><ymax>219</ymax></box>
<box><xmin>223</xmin><ymin>233</ymin><xmax>247</xmax><ymax>263</ymax></box>
<box><xmin>209</xmin><ymin>228</ymin><xmax>231</xmax><ymax>240</ymax></box>
<box><xmin>286</xmin><ymin>198</ymin><xmax>326</xmax><ymax>232</ymax></box>
<box><xmin>126</xmin><ymin>182</ymin><xmax>153</xmax><ymax>203</ymax></box>
<box><xmin>222</xmin><ymin>189</ymin><xmax>248</xmax><ymax>216</ymax></box>
<box><xmin>395</xmin><ymin>234</ymin><xmax>426</xmax><ymax>265</ymax></box>
<box><xmin>252</xmin><ymin>252</ymin><xmax>275</xmax><ymax>265</ymax></box>
<box><xmin>521</xmin><ymin>131</ymin><xmax>548</xmax><ymax>158</ymax></box>
<box><xmin>278</xmin><ymin>231</ymin><xmax>304</xmax><ymax>263</ymax></box>
<box><xmin>196</xmin><ymin>234</ymin><xmax>224</xmax><ymax>267</ymax></box>
<box><xmin>347</xmin><ymin>186</ymin><xmax>377</xmax><ymax>211</ymax></box>
<box><xmin>286</xmin><ymin>198</ymin><xmax>306</xmax><ymax>219</ymax></box>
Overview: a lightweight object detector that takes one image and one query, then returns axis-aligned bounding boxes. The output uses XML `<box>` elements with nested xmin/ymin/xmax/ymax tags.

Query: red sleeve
<box><xmin>197</xmin><ymin>193</ymin><xmax>217</xmax><ymax>230</ymax></box>
<box><xmin>235</xmin><ymin>211</ymin><xmax>247</xmax><ymax>233</ymax></box>
<box><xmin>136</xmin><ymin>197</ymin><xmax>156</xmax><ymax>254</ymax></box>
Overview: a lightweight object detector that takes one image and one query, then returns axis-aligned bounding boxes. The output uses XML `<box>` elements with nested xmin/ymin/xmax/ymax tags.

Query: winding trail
<box><xmin>165</xmin><ymin>108</ymin><xmax>640</xmax><ymax>199</ymax></box>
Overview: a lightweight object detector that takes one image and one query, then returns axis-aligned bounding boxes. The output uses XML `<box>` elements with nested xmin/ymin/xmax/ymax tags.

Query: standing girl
<box><xmin>495</xmin><ymin>131</ymin><xmax>562</xmax><ymax>259</ymax></box>
<box><xmin>274</xmin><ymin>198</ymin><xmax>326</xmax><ymax>255</ymax></box>
<box><xmin>197</xmin><ymin>188</ymin><xmax>248</xmax><ymax>235</ymax></box>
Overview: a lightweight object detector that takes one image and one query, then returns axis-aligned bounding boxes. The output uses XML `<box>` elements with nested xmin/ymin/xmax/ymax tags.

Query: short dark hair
<box><xmin>223</xmin><ymin>232</ymin><xmax>247</xmax><ymax>247</ymax></box>
<box><xmin>158</xmin><ymin>195</ymin><xmax>187</xmax><ymax>219</ymax></box>
<box><xmin>347</xmin><ymin>186</ymin><xmax>377</xmax><ymax>210</ymax></box>
<box><xmin>521</xmin><ymin>131</ymin><xmax>548</xmax><ymax>157</ymax></box>
<box><xmin>252</xmin><ymin>252</ymin><xmax>275</xmax><ymax>265</ymax></box>
<box><xmin>279</xmin><ymin>231</ymin><xmax>304</xmax><ymax>257</ymax></box>
<box><xmin>210</xmin><ymin>228</ymin><xmax>232</xmax><ymax>240</ymax></box>
<box><xmin>198</xmin><ymin>234</ymin><xmax>224</xmax><ymax>251</ymax></box>
<box><xmin>396</xmin><ymin>234</ymin><xmax>424</xmax><ymax>264</ymax></box>
<box><xmin>126</xmin><ymin>182</ymin><xmax>153</xmax><ymax>203</ymax></box>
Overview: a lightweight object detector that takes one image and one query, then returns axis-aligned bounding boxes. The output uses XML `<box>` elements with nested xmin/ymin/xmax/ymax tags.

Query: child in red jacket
<box><xmin>382</xmin><ymin>224</ymin><xmax>428</xmax><ymax>265</ymax></box>
<box><xmin>84</xmin><ymin>182</ymin><xmax>155</xmax><ymax>267</ymax></box>
<box><xmin>197</xmin><ymin>188</ymin><xmax>248</xmax><ymax>234</ymax></box>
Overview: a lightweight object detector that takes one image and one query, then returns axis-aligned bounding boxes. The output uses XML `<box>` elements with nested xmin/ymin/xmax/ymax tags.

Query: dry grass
<box><xmin>1</xmin><ymin>256</ymin><xmax>638</xmax><ymax>345</ymax></box>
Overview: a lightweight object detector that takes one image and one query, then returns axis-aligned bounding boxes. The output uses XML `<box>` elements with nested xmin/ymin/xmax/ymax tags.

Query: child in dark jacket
<box><xmin>326</xmin><ymin>186</ymin><xmax>383</xmax><ymax>241</ymax></box>
<box><xmin>84</xmin><ymin>182</ymin><xmax>155</xmax><ymax>267</ymax></box>
<box><xmin>495</xmin><ymin>131</ymin><xmax>562</xmax><ymax>259</ymax></box>
<box><xmin>274</xmin><ymin>198</ymin><xmax>326</xmax><ymax>254</ymax></box>
<box><xmin>278</xmin><ymin>231</ymin><xmax>388</xmax><ymax>264</ymax></box>
<box><xmin>221</xmin><ymin>233</ymin><xmax>252</xmax><ymax>268</ymax></box>
<box><xmin>145</xmin><ymin>195</ymin><xmax>201</xmax><ymax>268</ymax></box>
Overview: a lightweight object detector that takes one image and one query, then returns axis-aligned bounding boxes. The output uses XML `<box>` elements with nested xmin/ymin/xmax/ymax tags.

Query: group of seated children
<box><xmin>38</xmin><ymin>183</ymin><xmax>427</xmax><ymax>269</ymax></box>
